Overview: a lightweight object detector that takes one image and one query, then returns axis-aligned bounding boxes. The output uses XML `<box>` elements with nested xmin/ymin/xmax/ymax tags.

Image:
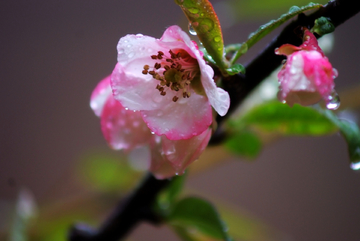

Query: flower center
<box><xmin>142</xmin><ymin>49</ymin><xmax>200</xmax><ymax>102</ymax></box>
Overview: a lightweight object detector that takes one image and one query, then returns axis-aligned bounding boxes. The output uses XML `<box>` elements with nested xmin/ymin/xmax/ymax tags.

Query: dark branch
<box><xmin>69</xmin><ymin>173</ymin><xmax>170</xmax><ymax>241</ymax></box>
<box><xmin>68</xmin><ymin>0</ymin><xmax>359</xmax><ymax>240</ymax></box>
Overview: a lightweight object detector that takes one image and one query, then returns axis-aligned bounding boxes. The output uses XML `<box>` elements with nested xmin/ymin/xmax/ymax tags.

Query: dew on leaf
<box><xmin>289</xmin><ymin>5</ymin><xmax>301</xmax><ymax>13</ymax></box>
<box><xmin>188</xmin><ymin>7</ymin><xmax>199</xmax><ymax>14</ymax></box>
<box><xmin>198</xmin><ymin>18</ymin><xmax>214</xmax><ymax>33</ymax></box>
<box><xmin>188</xmin><ymin>23</ymin><xmax>197</xmax><ymax>36</ymax></box>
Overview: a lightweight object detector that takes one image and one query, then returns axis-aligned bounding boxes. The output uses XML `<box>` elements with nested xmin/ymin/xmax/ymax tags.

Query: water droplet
<box><xmin>188</xmin><ymin>23</ymin><xmax>197</xmax><ymax>35</ymax></box>
<box><xmin>118</xmin><ymin>48</ymin><xmax>124</xmax><ymax>54</ymax></box>
<box><xmin>350</xmin><ymin>161</ymin><xmax>360</xmax><ymax>170</ymax></box>
<box><xmin>126</xmin><ymin>44</ymin><xmax>132</xmax><ymax>48</ymax></box>
<box><xmin>125</xmin><ymin>107</ymin><xmax>129</xmax><ymax>110</ymax></box>
<box><xmin>248</xmin><ymin>32</ymin><xmax>255</xmax><ymax>39</ymax></box>
<box><xmin>214</xmin><ymin>36</ymin><xmax>221</xmax><ymax>42</ymax></box>
<box><xmin>188</xmin><ymin>8</ymin><xmax>199</xmax><ymax>14</ymax></box>
<box><xmin>281</xmin><ymin>59</ymin><xmax>287</xmax><ymax>65</ymax></box>
<box><xmin>326</xmin><ymin>91</ymin><xmax>340</xmax><ymax>110</ymax></box>
<box><xmin>274</xmin><ymin>47</ymin><xmax>279</xmax><ymax>54</ymax></box>
<box><xmin>151</xmin><ymin>131</ymin><xmax>155</xmax><ymax>135</ymax></box>
<box><xmin>198</xmin><ymin>18</ymin><xmax>214</xmax><ymax>33</ymax></box>
<box><xmin>289</xmin><ymin>5</ymin><xmax>301</xmax><ymax>13</ymax></box>
<box><xmin>175</xmin><ymin>173</ymin><xmax>179</xmax><ymax>176</ymax></box>
<box><xmin>139</xmin><ymin>47</ymin><xmax>145</xmax><ymax>51</ymax></box>
<box><xmin>136</xmin><ymin>33</ymin><xmax>143</xmax><ymax>37</ymax></box>
<box><xmin>128</xmin><ymin>52</ymin><xmax>135</xmax><ymax>58</ymax></box>
<box><xmin>332</xmin><ymin>68</ymin><xmax>338</xmax><ymax>79</ymax></box>
<box><xmin>282</xmin><ymin>100</ymin><xmax>287</xmax><ymax>104</ymax></box>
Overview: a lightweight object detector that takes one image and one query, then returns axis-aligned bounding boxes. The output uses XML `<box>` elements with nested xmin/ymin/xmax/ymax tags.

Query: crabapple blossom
<box><xmin>90</xmin><ymin>75</ymin><xmax>212</xmax><ymax>179</ymax></box>
<box><xmin>275</xmin><ymin>29</ymin><xmax>338</xmax><ymax>108</ymax></box>
<box><xmin>111</xmin><ymin>25</ymin><xmax>230</xmax><ymax>140</ymax></box>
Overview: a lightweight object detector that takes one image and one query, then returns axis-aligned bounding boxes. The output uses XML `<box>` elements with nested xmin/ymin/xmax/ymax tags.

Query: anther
<box><xmin>172</xmin><ymin>96</ymin><xmax>179</xmax><ymax>102</ymax></box>
<box><xmin>164</xmin><ymin>65</ymin><xmax>170</xmax><ymax>70</ymax></box>
<box><xmin>154</xmin><ymin>63</ymin><xmax>161</xmax><ymax>69</ymax></box>
<box><xmin>166</xmin><ymin>58</ymin><xmax>173</xmax><ymax>63</ymax></box>
<box><xmin>176</xmin><ymin>64</ymin><xmax>182</xmax><ymax>71</ymax></box>
<box><xmin>142</xmin><ymin>70</ymin><xmax>148</xmax><ymax>74</ymax></box>
<box><xmin>143</xmin><ymin>65</ymin><xmax>150</xmax><ymax>70</ymax></box>
<box><xmin>151</xmin><ymin>55</ymin><xmax>158</xmax><ymax>59</ymax></box>
<box><xmin>149</xmin><ymin>70</ymin><xmax>156</xmax><ymax>75</ymax></box>
<box><xmin>161</xmin><ymin>91</ymin><xmax>166</xmax><ymax>96</ymax></box>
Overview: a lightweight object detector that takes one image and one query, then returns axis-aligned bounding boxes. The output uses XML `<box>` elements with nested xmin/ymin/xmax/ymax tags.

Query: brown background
<box><xmin>1</xmin><ymin>0</ymin><xmax>360</xmax><ymax>240</ymax></box>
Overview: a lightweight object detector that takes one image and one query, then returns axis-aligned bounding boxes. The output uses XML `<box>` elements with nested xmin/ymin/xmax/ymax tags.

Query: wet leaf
<box><xmin>318</xmin><ymin>109</ymin><xmax>360</xmax><ymax>165</ymax></box>
<box><xmin>231</xmin><ymin>2</ymin><xmax>322</xmax><ymax>63</ymax></box>
<box><xmin>77</xmin><ymin>152</ymin><xmax>142</xmax><ymax>192</ymax></box>
<box><xmin>156</xmin><ymin>174</ymin><xmax>187</xmax><ymax>215</ymax></box>
<box><xmin>229</xmin><ymin>0</ymin><xmax>328</xmax><ymax>20</ymax></box>
<box><xmin>229</xmin><ymin>101</ymin><xmax>338</xmax><ymax>135</ymax></box>
<box><xmin>175</xmin><ymin>0</ymin><xmax>227</xmax><ymax>71</ymax></box>
<box><xmin>224</xmin><ymin>131</ymin><xmax>262</xmax><ymax>158</ymax></box>
<box><xmin>168</xmin><ymin>197</ymin><xmax>231</xmax><ymax>241</ymax></box>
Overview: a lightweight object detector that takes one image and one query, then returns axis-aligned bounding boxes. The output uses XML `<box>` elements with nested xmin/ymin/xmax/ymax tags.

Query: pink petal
<box><xmin>141</xmin><ymin>90</ymin><xmax>212</xmax><ymax>140</ymax></box>
<box><xmin>161</xmin><ymin>25</ymin><xmax>230</xmax><ymax>116</ymax></box>
<box><xmin>199</xmin><ymin>64</ymin><xmax>230</xmax><ymax>116</ymax></box>
<box><xmin>100</xmin><ymin>95</ymin><xmax>153</xmax><ymax>152</ymax></box>
<box><xmin>300</xmin><ymin>29</ymin><xmax>324</xmax><ymax>55</ymax></box>
<box><xmin>302</xmin><ymin>51</ymin><xmax>335</xmax><ymax>99</ymax></box>
<box><xmin>150</xmin><ymin>128</ymin><xmax>212</xmax><ymax>179</ymax></box>
<box><xmin>90</xmin><ymin>75</ymin><xmax>113</xmax><ymax>117</ymax></box>
<box><xmin>111</xmin><ymin>63</ymin><xmax>168</xmax><ymax>111</ymax></box>
<box><xmin>275</xmin><ymin>44</ymin><xmax>301</xmax><ymax>56</ymax></box>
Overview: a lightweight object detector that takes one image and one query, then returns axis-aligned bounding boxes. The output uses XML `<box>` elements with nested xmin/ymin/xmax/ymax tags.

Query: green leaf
<box><xmin>156</xmin><ymin>174</ymin><xmax>187</xmax><ymax>214</ymax></box>
<box><xmin>224</xmin><ymin>131</ymin><xmax>262</xmax><ymax>158</ymax></box>
<box><xmin>312</xmin><ymin>16</ymin><xmax>335</xmax><ymax>36</ymax></box>
<box><xmin>77</xmin><ymin>152</ymin><xmax>142</xmax><ymax>192</ymax></box>
<box><xmin>175</xmin><ymin>0</ymin><xmax>228</xmax><ymax>71</ymax></box>
<box><xmin>230</xmin><ymin>2</ymin><xmax>323</xmax><ymax>64</ymax></box>
<box><xmin>168</xmin><ymin>197</ymin><xmax>231</xmax><ymax>241</ymax></box>
<box><xmin>225</xmin><ymin>63</ymin><xmax>245</xmax><ymax>75</ymax></box>
<box><xmin>229</xmin><ymin>102</ymin><xmax>338</xmax><ymax>136</ymax></box>
<box><xmin>318</xmin><ymin>109</ymin><xmax>360</xmax><ymax>165</ymax></box>
<box><xmin>229</xmin><ymin>0</ymin><xmax>328</xmax><ymax>20</ymax></box>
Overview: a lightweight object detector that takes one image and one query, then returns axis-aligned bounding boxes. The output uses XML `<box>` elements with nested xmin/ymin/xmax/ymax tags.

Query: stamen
<box><xmin>144</xmin><ymin>49</ymin><xmax>200</xmax><ymax>103</ymax></box>
<box><xmin>154</xmin><ymin>63</ymin><xmax>161</xmax><ymax>69</ymax></box>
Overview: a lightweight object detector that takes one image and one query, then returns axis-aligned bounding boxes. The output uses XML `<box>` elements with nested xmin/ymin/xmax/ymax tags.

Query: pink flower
<box><xmin>111</xmin><ymin>25</ymin><xmax>230</xmax><ymax>140</ymax></box>
<box><xmin>275</xmin><ymin>29</ymin><xmax>338</xmax><ymax>108</ymax></box>
<box><xmin>90</xmin><ymin>75</ymin><xmax>212</xmax><ymax>179</ymax></box>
